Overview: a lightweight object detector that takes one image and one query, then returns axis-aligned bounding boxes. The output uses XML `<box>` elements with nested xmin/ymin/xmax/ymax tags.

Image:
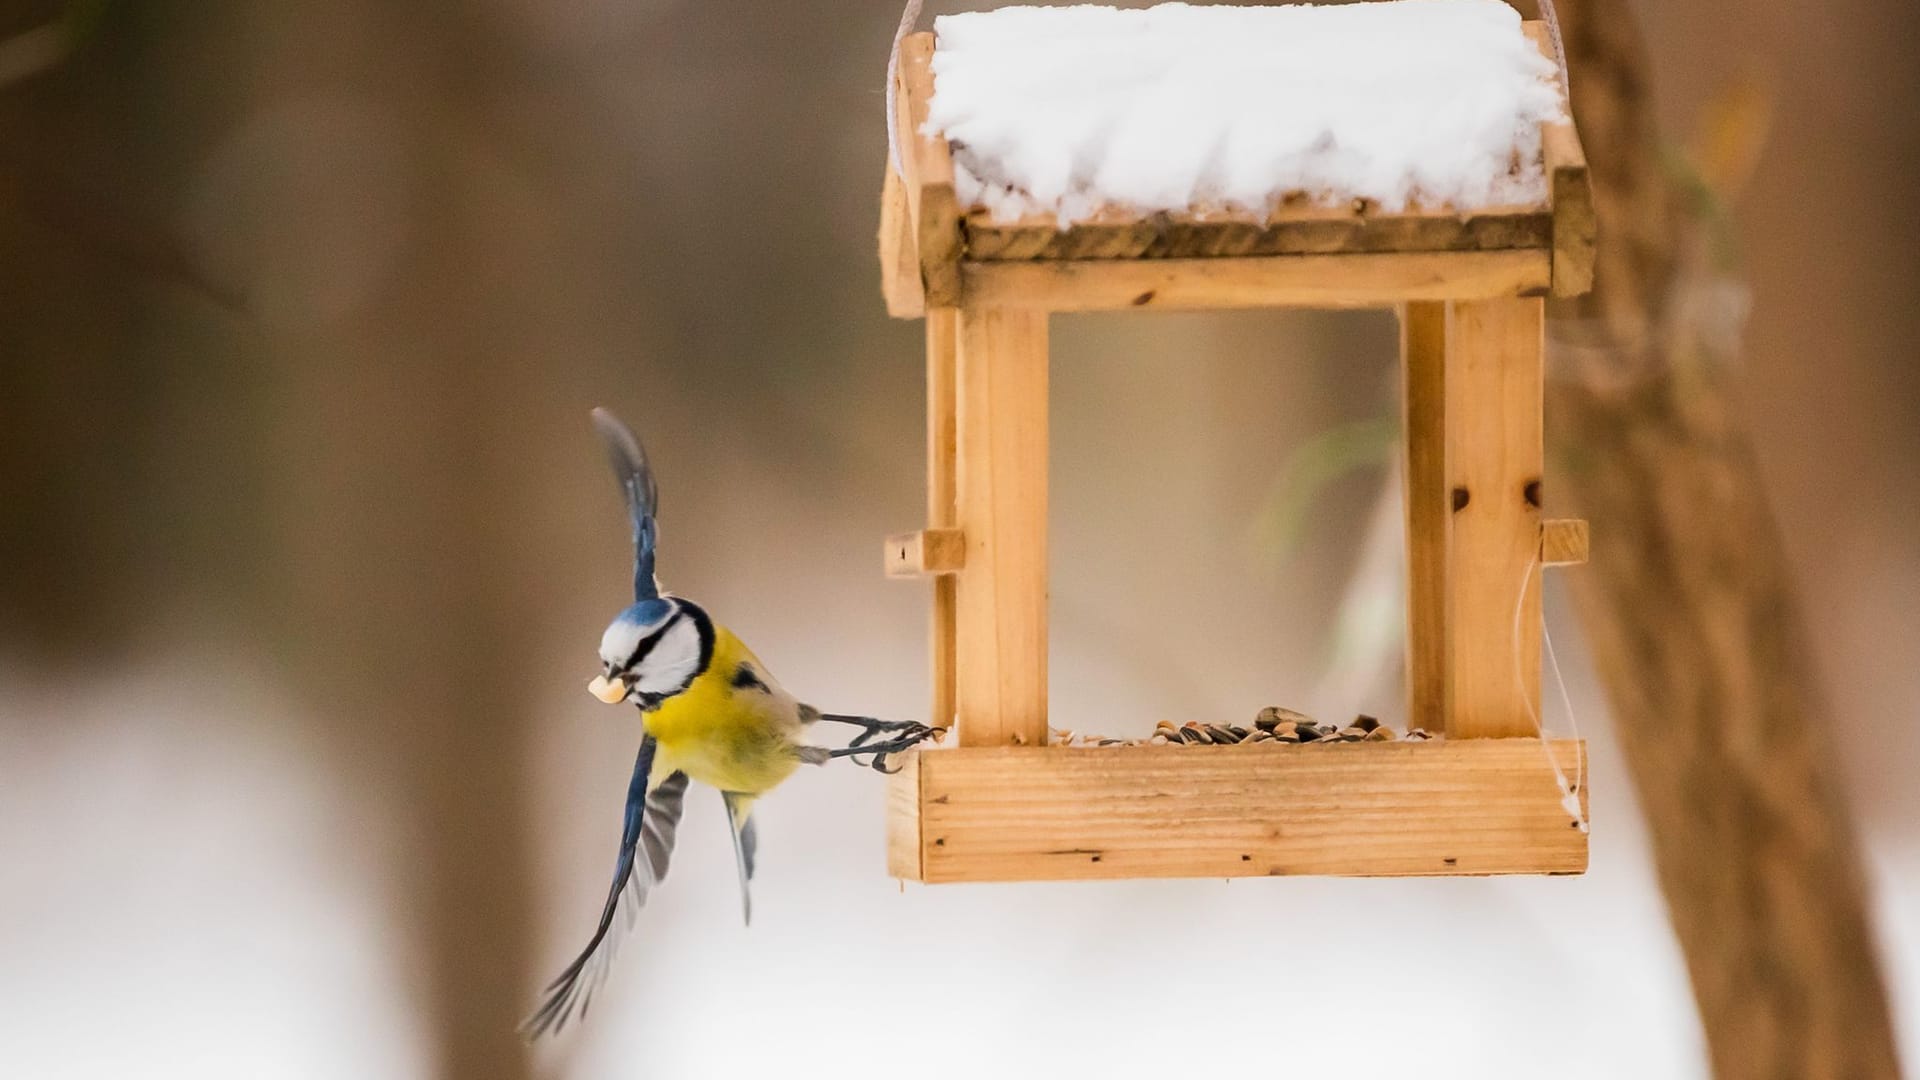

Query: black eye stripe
<box><xmin>624</xmin><ymin>612</ymin><xmax>681</xmax><ymax>670</ymax></box>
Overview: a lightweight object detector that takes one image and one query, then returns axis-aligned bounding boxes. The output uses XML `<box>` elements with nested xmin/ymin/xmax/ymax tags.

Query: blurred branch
<box><xmin>0</xmin><ymin>1</ymin><xmax>111</xmax><ymax>89</ymax></box>
<box><xmin>0</xmin><ymin>22</ymin><xmax>65</xmax><ymax>88</ymax></box>
<box><xmin>1252</xmin><ymin>415</ymin><xmax>1397</xmax><ymax>563</ymax></box>
<box><xmin>1551</xmin><ymin>4</ymin><xmax>1899</xmax><ymax>1077</ymax></box>
<box><xmin>0</xmin><ymin>147</ymin><xmax>243</xmax><ymax>311</ymax></box>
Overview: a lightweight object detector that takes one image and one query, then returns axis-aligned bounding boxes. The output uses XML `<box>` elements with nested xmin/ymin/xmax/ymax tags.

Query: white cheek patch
<box><xmin>600</xmin><ymin>619</ymin><xmax>648</xmax><ymax>670</ymax></box>
<box><xmin>631</xmin><ymin>618</ymin><xmax>703</xmax><ymax>697</ymax></box>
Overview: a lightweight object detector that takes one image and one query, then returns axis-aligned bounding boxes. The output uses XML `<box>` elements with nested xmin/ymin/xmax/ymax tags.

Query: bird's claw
<box><xmin>825</xmin><ymin>721</ymin><xmax>945</xmax><ymax>773</ymax></box>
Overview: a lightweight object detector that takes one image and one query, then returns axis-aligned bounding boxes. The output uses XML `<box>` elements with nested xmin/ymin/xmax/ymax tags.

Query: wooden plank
<box><xmin>1541</xmin><ymin>518</ymin><xmax>1589</xmax><ymax>566</ymax></box>
<box><xmin>1400</xmin><ymin>302</ymin><xmax>1449</xmax><ymax>733</ymax></box>
<box><xmin>926</xmin><ymin>309</ymin><xmax>959</xmax><ymax>730</ymax></box>
<box><xmin>878</xmin><ymin>165</ymin><xmax>925</xmax><ymax>318</ymax></box>
<box><xmin>1522</xmin><ymin>21</ymin><xmax>1597</xmax><ymax>298</ymax></box>
<box><xmin>884</xmin><ymin>528</ymin><xmax>966</xmax><ymax>577</ymax></box>
<box><xmin>964</xmin><ymin>200</ymin><xmax>1554</xmax><ymax>262</ymax></box>
<box><xmin>953</xmin><ymin>307</ymin><xmax>1049</xmax><ymax>748</ymax></box>
<box><xmin>1444</xmin><ymin>298</ymin><xmax>1544</xmax><ymax>738</ymax></box>
<box><xmin>959</xmin><ymin>250</ymin><xmax>1550</xmax><ymax>312</ymax></box>
<box><xmin>1544</xmin><ymin>121</ymin><xmax>1596</xmax><ymax>298</ymax></box>
<box><xmin>890</xmin><ymin>740</ymin><xmax>1589</xmax><ymax>883</ymax></box>
<box><xmin>897</xmin><ymin>33</ymin><xmax>962</xmax><ymax>306</ymax></box>
<box><xmin>886</xmin><ymin>752</ymin><xmax>924</xmax><ymax>880</ymax></box>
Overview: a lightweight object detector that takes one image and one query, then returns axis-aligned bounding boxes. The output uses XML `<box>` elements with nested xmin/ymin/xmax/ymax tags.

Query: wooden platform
<box><xmin>888</xmin><ymin>739</ymin><xmax>1589</xmax><ymax>883</ymax></box>
<box><xmin>881</xmin><ymin>23</ymin><xmax>1593</xmax><ymax>315</ymax></box>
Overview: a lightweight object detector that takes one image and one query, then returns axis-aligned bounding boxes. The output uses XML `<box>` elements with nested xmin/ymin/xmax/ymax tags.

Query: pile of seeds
<box><xmin>1048</xmin><ymin>707</ymin><xmax>1437</xmax><ymax>748</ymax></box>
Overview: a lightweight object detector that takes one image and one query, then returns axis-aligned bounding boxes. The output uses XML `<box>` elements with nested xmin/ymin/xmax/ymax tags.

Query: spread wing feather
<box><xmin>523</xmin><ymin>736</ymin><xmax>687</xmax><ymax>1039</ymax></box>
<box><xmin>590</xmin><ymin>407</ymin><xmax>661</xmax><ymax>603</ymax></box>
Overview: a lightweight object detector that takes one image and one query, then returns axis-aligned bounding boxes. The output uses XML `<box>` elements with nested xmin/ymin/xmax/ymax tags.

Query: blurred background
<box><xmin>1</xmin><ymin>1</ymin><xmax>1914</xmax><ymax>1077</ymax></box>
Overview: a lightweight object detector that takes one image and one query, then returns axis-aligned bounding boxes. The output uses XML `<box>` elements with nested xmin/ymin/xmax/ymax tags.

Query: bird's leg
<box><xmin>816</xmin><ymin>714</ymin><xmax>945</xmax><ymax>774</ymax></box>
<box><xmin>816</xmin><ymin>713</ymin><xmax>930</xmax><ymax>737</ymax></box>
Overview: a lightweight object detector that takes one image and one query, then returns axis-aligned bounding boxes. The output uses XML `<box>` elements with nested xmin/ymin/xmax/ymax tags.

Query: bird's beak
<box><xmin>587</xmin><ymin>674</ymin><xmax>629</xmax><ymax>704</ymax></box>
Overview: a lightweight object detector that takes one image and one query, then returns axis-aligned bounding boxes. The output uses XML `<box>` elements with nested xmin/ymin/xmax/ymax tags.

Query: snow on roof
<box><xmin>925</xmin><ymin>1</ymin><xmax>1564</xmax><ymax>224</ymax></box>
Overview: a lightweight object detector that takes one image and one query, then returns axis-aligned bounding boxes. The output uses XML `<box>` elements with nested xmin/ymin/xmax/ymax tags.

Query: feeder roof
<box><xmin>926</xmin><ymin>0</ymin><xmax>1564</xmax><ymax>224</ymax></box>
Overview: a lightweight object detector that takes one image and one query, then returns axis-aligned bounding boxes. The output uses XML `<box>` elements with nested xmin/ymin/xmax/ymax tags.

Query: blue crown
<box><xmin>616</xmin><ymin>597</ymin><xmax>674</xmax><ymax>629</ymax></box>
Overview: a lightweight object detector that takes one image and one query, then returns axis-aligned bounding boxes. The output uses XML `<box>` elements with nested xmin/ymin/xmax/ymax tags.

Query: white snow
<box><xmin>925</xmin><ymin>1</ymin><xmax>1564</xmax><ymax>223</ymax></box>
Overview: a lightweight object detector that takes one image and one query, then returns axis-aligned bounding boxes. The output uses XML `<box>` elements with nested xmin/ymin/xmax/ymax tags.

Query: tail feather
<box><xmin>720</xmin><ymin>791</ymin><xmax>757</xmax><ymax>927</ymax></box>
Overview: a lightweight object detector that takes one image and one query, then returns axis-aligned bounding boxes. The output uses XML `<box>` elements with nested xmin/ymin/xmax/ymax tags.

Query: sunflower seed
<box><xmin>1256</xmin><ymin>706</ymin><xmax>1317</xmax><ymax>730</ymax></box>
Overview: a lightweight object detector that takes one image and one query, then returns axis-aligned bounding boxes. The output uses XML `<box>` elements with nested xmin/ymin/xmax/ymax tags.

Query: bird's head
<box><xmin>586</xmin><ymin>597</ymin><xmax>712</xmax><ymax>706</ymax></box>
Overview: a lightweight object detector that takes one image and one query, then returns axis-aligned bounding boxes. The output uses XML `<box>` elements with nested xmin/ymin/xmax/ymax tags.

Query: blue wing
<box><xmin>591</xmin><ymin>407</ymin><xmax>661</xmax><ymax>602</ymax></box>
<box><xmin>523</xmin><ymin>734</ymin><xmax>687</xmax><ymax>1038</ymax></box>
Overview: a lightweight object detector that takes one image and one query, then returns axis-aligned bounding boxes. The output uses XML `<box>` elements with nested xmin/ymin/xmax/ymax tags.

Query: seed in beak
<box><xmin>587</xmin><ymin>674</ymin><xmax>629</xmax><ymax>704</ymax></box>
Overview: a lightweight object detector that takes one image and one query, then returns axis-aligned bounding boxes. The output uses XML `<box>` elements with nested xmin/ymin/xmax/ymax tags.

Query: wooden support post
<box><xmin>1444</xmin><ymin>298</ymin><xmax>1544</xmax><ymax>738</ymax></box>
<box><xmin>1400</xmin><ymin>302</ymin><xmax>1449</xmax><ymax>733</ymax></box>
<box><xmin>927</xmin><ymin>310</ymin><xmax>958</xmax><ymax>730</ymax></box>
<box><xmin>953</xmin><ymin>306</ymin><xmax>1048</xmax><ymax>747</ymax></box>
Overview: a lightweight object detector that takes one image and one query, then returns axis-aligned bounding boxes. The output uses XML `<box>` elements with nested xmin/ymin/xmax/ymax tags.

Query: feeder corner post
<box><xmin>950</xmin><ymin>305</ymin><xmax>1049</xmax><ymax>749</ymax></box>
<box><xmin>1442</xmin><ymin>297</ymin><xmax>1546</xmax><ymax>739</ymax></box>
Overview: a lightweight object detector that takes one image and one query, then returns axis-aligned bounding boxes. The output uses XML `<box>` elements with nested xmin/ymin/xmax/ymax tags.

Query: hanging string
<box><xmin>1544</xmin><ymin>613</ymin><xmax>1589</xmax><ymax>830</ymax></box>
<box><xmin>1511</xmin><ymin>553</ymin><xmax>1590</xmax><ymax>833</ymax></box>
<box><xmin>1536</xmin><ymin>0</ymin><xmax>1570</xmax><ymax>96</ymax></box>
<box><xmin>884</xmin><ymin>0</ymin><xmax>927</xmax><ymax>179</ymax></box>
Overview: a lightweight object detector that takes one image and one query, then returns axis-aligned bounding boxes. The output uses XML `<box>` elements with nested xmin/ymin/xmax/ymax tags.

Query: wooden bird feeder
<box><xmin>877</xmin><ymin>19</ymin><xmax>1594</xmax><ymax>884</ymax></box>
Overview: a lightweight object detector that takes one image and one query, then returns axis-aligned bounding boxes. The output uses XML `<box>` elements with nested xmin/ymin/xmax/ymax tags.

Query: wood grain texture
<box><xmin>897</xmin><ymin>33</ymin><xmax>961</xmax><ymax>306</ymax></box>
<box><xmin>1523</xmin><ymin>22</ymin><xmax>1598</xmax><ymax>299</ymax></box>
<box><xmin>1444</xmin><ymin>298</ymin><xmax>1543</xmax><ymax>738</ymax></box>
<box><xmin>1400</xmin><ymin>302</ymin><xmax>1449</xmax><ymax>732</ymax></box>
<box><xmin>1540</xmin><ymin>518</ymin><xmax>1589</xmax><ymax>566</ymax></box>
<box><xmin>952</xmin><ymin>307</ymin><xmax>1048</xmax><ymax>747</ymax></box>
<box><xmin>886</xmin><ymin>752</ymin><xmax>924</xmax><ymax>880</ymax></box>
<box><xmin>878</xmin><ymin>165</ymin><xmax>925</xmax><ymax>318</ymax></box>
<box><xmin>926</xmin><ymin>309</ymin><xmax>958</xmax><ymax>730</ymax></box>
<box><xmin>963</xmin><ymin>200</ymin><xmax>1553</xmax><ymax>262</ymax></box>
<box><xmin>887</xmin><ymin>740</ymin><xmax>1589</xmax><ymax>883</ymax></box>
<box><xmin>883</xmin><ymin>528</ymin><xmax>965</xmax><ymax>577</ymax></box>
<box><xmin>959</xmin><ymin>250</ymin><xmax>1551</xmax><ymax>312</ymax></box>
<box><xmin>1545</xmin><ymin>122</ymin><xmax>1596</xmax><ymax>299</ymax></box>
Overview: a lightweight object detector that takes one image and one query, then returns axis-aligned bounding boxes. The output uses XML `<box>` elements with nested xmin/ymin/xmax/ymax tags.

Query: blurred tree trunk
<box><xmin>247</xmin><ymin>7</ymin><xmax>542</xmax><ymax>1078</ymax></box>
<box><xmin>1548</xmin><ymin>3</ymin><xmax>1900</xmax><ymax>1076</ymax></box>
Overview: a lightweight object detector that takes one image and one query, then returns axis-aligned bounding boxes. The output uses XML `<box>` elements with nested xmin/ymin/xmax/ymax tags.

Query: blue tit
<box><xmin>523</xmin><ymin>407</ymin><xmax>936</xmax><ymax>1038</ymax></box>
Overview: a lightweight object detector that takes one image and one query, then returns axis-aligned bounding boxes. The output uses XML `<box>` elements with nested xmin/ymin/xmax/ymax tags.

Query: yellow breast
<box><xmin>642</xmin><ymin>625</ymin><xmax>806</xmax><ymax>795</ymax></box>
